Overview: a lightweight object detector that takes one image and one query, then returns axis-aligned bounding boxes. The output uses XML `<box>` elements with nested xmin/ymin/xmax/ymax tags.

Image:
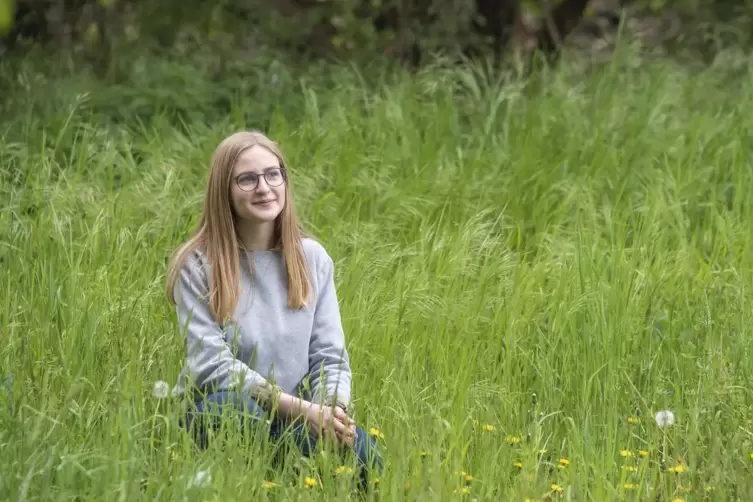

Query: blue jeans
<box><xmin>182</xmin><ymin>391</ymin><xmax>383</xmax><ymax>490</ymax></box>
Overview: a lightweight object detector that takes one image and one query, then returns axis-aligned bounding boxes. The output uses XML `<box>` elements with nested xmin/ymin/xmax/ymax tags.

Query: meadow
<box><xmin>2</xmin><ymin>45</ymin><xmax>753</xmax><ymax>501</ymax></box>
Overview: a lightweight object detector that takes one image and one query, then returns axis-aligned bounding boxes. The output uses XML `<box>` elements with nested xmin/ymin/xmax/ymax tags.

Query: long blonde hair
<box><xmin>165</xmin><ymin>130</ymin><xmax>312</xmax><ymax>323</ymax></box>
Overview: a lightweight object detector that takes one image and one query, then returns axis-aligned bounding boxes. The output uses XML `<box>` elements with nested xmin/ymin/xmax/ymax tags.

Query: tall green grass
<box><xmin>2</xmin><ymin>47</ymin><xmax>753</xmax><ymax>501</ymax></box>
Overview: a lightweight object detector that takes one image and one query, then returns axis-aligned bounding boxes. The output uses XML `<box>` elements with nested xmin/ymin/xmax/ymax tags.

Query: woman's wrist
<box><xmin>277</xmin><ymin>392</ymin><xmax>314</xmax><ymax>420</ymax></box>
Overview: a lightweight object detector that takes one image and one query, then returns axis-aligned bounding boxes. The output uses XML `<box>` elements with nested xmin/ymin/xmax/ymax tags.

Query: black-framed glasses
<box><xmin>233</xmin><ymin>168</ymin><xmax>287</xmax><ymax>192</ymax></box>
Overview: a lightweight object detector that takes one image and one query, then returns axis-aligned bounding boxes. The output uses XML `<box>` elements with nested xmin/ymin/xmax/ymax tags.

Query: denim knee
<box><xmin>184</xmin><ymin>390</ymin><xmax>266</xmax><ymax>448</ymax></box>
<box><xmin>354</xmin><ymin>427</ymin><xmax>384</xmax><ymax>471</ymax></box>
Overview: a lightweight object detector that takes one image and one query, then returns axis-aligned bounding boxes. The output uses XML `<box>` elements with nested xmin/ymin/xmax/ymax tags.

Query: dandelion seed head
<box><xmin>655</xmin><ymin>409</ymin><xmax>675</xmax><ymax>428</ymax></box>
<box><xmin>153</xmin><ymin>380</ymin><xmax>169</xmax><ymax>399</ymax></box>
<box><xmin>189</xmin><ymin>469</ymin><xmax>211</xmax><ymax>488</ymax></box>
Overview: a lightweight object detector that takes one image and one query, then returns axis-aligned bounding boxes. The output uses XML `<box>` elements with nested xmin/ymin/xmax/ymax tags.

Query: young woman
<box><xmin>164</xmin><ymin>130</ymin><xmax>383</xmax><ymax>487</ymax></box>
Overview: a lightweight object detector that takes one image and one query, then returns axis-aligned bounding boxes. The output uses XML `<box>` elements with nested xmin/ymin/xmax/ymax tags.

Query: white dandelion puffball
<box><xmin>655</xmin><ymin>409</ymin><xmax>675</xmax><ymax>428</ymax></box>
<box><xmin>153</xmin><ymin>380</ymin><xmax>169</xmax><ymax>399</ymax></box>
<box><xmin>190</xmin><ymin>469</ymin><xmax>212</xmax><ymax>488</ymax></box>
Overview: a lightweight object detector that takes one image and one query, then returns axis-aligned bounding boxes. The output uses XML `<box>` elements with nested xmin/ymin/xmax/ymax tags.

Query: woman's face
<box><xmin>230</xmin><ymin>145</ymin><xmax>286</xmax><ymax>224</ymax></box>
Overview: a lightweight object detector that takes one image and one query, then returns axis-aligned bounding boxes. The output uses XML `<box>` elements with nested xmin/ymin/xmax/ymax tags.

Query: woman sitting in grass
<box><xmin>164</xmin><ymin>130</ymin><xmax>383</xmax><ymax>488</ymax></box>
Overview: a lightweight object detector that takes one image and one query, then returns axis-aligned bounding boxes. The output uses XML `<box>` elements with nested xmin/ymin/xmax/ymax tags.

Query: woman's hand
<box><xmin>332</xmin><ymin>405</ymin><xmax>357</xmax><ymax>446</ymax></box>
<box><xmin>306</xmin><ymin>403</ymin><xmax>356</xmax><ymax>448</ymax></box>
<box><xmin>276</xmin><ymin>393</ymin><xmax>356</xmax><ymax>448</ymax></box>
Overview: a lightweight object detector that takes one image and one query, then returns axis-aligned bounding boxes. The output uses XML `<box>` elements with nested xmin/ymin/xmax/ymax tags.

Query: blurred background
<box><xmin>1</xmin><ymin>0</ymin><xmax>749</xmax><ymax>79</ymax></box>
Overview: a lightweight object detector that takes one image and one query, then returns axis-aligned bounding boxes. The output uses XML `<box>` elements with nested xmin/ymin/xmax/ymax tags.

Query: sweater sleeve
<box><xmin>307</xmin><ymin>255</ymin><xmax>353</xmax><ymax>409</ymax></box>
<box><xmin>175</xmin><ymin>251</ymin><xmax>281</xmax><ymax>405</ymax></box>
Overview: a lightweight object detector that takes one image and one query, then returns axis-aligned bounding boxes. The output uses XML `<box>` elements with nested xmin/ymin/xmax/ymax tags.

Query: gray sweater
<box><xmin>170</xmin><ymin>238</ymin><xmax>352</xmax><ymax>409</ymax></box>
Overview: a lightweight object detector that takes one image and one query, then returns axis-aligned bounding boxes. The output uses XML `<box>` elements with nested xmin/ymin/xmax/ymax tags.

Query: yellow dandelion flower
<box><xmin>749</xmin><ymin>453</ymin><xmax>753</xmax><ymax>460</ymax></box>
<box><xmin>482</xmin><ymin>424</ymin><xmax>496</xmax><ymax>432</ymax></box>
<box><xmin>262</xmin><ymin>480</ymin><xmax>279</xmax><ymax>488</ymax></box>
<box><xmin>668</xmin><ymin>464</ymin><xmax>686</xmax><ymax>473</ymax></box>
<box><xmin>304</xmin><ymin>477</ymin><xmax>318</xmax><ymax>488</ymax></box>
<box><xmin>464</xmin><ymin>474</ymin><xmax>473</xmax><ymax>482</ymax></box>
<box><xmin>639</xmin><ymin>450</ymin><xmax>649</xmax><ymax>457</ymax></box>
<box><xmin>627</xmin><ymin>417</ymin><xmax>641</xmax><ymax>424</ymax></box>
<box><xmin>335</xmin><ymin>465</ymin><xmax>354</xmax><ymax>475</ymax></box>
<box><xmin>368</xmin><ymin>427</ymin><xmax>385</xmax><ymax>439</ymax></box>
<box><xmin>671</xmin><ymin>499</ymin><xmax>685</xmax><ymax>502</ymax></box>
<box><xmin>621</xmin><ymin>466</ymin><xmax>637</xmax><ymax>472</ymax></box>
<box><xmin>622</xmin><ymin>483</ymin><xmax>637</xmax><ymax>489</ymax></box>
<box><xmin>558</xmin><ymin>457</ymin><xmax>569</xmax><ymax>469</ymax></box>
<box><xmin>524</xmin><ymin>499</ymin><xmax>537</xmax><ymax>502</ymax></box>
<box><xmin>455</xmin><ymin>486</ymin><xmax>471</xmax><ymax>495</ymax></box>
<box><xmin>513</xmin><ymin>460</ymin><xmax>522</xmax><ymax>468</ymax></box>
<box><xmin>551</xmin><ymin>483</ymin><xmax>564</xmax><ymax>493</ymax></box>
<box><xmin>620</xmin><ymin>450</ymin><xmax>633</xmax><ymax>457</ymax></box>
<box><xmin>506</xmin><ymin>435</ymin><xmax>522</xmax><ymax>444</ymax></box>
<box><xmin>374</xmin><ymin>478</ymin><xmax>380</xmax><ymax>486</ymax></box>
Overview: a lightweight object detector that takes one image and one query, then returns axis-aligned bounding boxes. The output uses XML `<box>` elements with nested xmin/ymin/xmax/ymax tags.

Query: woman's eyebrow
<box><xmin>236</xmin><ymin>165</ymin><xmax>280</xmax><ymax>175</ymax></box>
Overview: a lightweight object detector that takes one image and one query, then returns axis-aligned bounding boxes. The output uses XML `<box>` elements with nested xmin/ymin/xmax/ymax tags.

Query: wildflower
<box><xmin>513</xmin><ymin>460</ymin><xmax>522</xmax><ymax>468</ymax></box>
<box><xmin>655</xmin><ymin>410</ymin><xmax>675</xmax><ymax>428</ymax></box>
<box><xmin>153</xmin><ymin>380</ymin><xmax>169</xmax><ymax>399</ymax></box>
<box><xmin>464</xmin><ymin>474</ymin><xmax>473</xmax><ymax>482</ymax></box>
<box><xmin>420</xmin><ymin>451</ymin><xmax>430</xmax><ymax>457</ymax></box>
<box><xmin>304</xmin><ymin>477</ymin><xmax>318</xmax><ymax>488</ymax></box>
<box><xmin>749</xmin><ymin>452</ymin><xmax>753</xmax><ymax>460</ymax></box>
<box><xmin>506</xmin><ymin>435</ymin><xmax>522</xmax><ymax>444</ymax></box>
<box><xmin>551</xmin><ymin>483</ymin><xmax>563</xmax><ymax>492</ymax></box>
<box><xmin>623</xmin><ymin>483</ymin><xmax>637</xmax><ymax>489</ymax></box>
<box><xmin>668</xmin><ymin>463</ymin><xmax>686</xmax><ymax>473</ymax></box>
<box><xmin>558</xmin><ymin>458</ymin><xmax>569</xmax><ymax>469</ymax></box>
<box><xmin>639</xmin><ymin>450</ymin><xmax>649</xmax><ymax>457</ymax></box>
<box><xmin>261</xmin><ymin>481</ymin><xmax>279</xmax><ymax>488</ymax></box>
<box><xmin>482</xmin><ymin>424</ymin><xmax>496</xmax><ymax>432</ymax></box>
<box><xmin>619</xmin><ymin>450</ymin><xmax>633</xmax><ymax>457</ymax></box>
<box><xmin>455</xmin><ymin>487</ymin><xmax>471</xmax><ymax>495</ymax></box>
<box><xmin>335</xmin><ymin>465</ymin><xmax>354</xmax><ymax>475</ymax></box>
<box><xmin>368</xmin><ymin>427</ymin><xmax>385</xmax><ymax>439</ymax></box>
<box><xmin>671</xmin><ymin>499</ymin><xmax>685</xmax><ymax>502</ymax></box>
<box><xmin>627</xmin><ymin>417</ymin><xmax>641</xmax><ymax>424</ymax></box>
